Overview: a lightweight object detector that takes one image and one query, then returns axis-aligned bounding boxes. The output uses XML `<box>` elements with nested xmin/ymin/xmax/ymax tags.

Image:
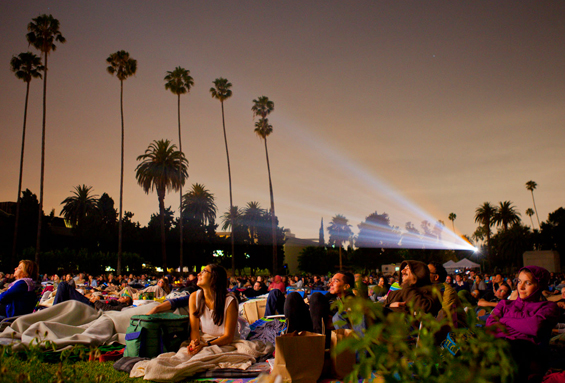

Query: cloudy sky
<box><xmin>1</xmin><ymin>1</ymin><xmax>564</xmax><ymax>249</ymax></box>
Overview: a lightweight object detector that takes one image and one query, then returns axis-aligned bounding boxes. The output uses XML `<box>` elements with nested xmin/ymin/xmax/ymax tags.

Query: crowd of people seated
<box><xmin>3</xmin><ymin>261</ymin><xmax>565</xmax><ymax>381</ymax></box>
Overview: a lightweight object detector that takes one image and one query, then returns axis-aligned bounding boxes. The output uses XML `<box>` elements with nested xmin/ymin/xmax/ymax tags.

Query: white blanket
<box><xmin>130</xmin><ymin>335</ymin><xmax>274</xmax><ymax>382</ymax></box>
<box><xmin>0</xmin><ymin>300</ymin><xmax>159</xmax><ymax>350</ymax></box>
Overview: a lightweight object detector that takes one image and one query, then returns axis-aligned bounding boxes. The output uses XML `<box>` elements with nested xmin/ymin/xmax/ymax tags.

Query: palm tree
<box><xmin>493</xmin><ymin>201</ymin><xmax>521</xmax><ymax>232</ymax></box>
<box><xmin>136</xmin><ymin>139</ymin><xmax>188</xmax><ymax>271</ymax></box>
<box><xmin>26</xmin><ymin>14</ymin><xmax>66</xmax><ymax>265</ymax></box>
<box><xmin>525</xmin><ymin>181</ymin><xmax>541</xmax><ymax>228</ymax></box>
<box><xmin>526</xmin><ymin>208</ymin><xmax>535</xmax><ymax>230</ymax></box>
<box><xmin>165</xmin><ymin>66</ymin><xmax>194</xmax><ymax>271</ymax></box>
<box><xmin>242</xmin><ymin>201</ymin><xmax>266</xmax><ymax>243</ymax></box>
<box><xmin>210</xmin><ymin>78</ymin><xmax>235</xmax><ymax>275</ymax></box>
<box><xmin>328</xmin><ymin>214</ymin><xmax>353</xmax><ymax>270</ymax></box>
<box><xmin>10</xmin><ymin>52</ymin><xmax>44</xmax><ymax>266</ymax></box>
<box><xmin>448</xmin><ymin>212</ymin><xmax>456</xmax><ymax>232</ymax></box>
<box><xmin>106</xmin><ymin>50</ymin><xmax>137</xmax><ymax>275</ymax></box>
<box><xmin>60</xmin><ymin>185</ymin><xmax>99</xmax><ymax>228</ymax></box>
<box><xmin>183</xmin><ymin>183</ymin><xmax>216</xmax><ymax>226</ymax></box>
<box><xmin>221</xmin><ymin>206</ymin><xmax>242</xmax><ymax>232</ymax></box>
<box><xmin>475</xmin><ymin>202</ymin><xmax>496</xmax><ymax>259</ymax></box>
<box><xmin>252</xmin><ymin>96</ymin><xmax>277</xmax><ymax>272</ymax></box>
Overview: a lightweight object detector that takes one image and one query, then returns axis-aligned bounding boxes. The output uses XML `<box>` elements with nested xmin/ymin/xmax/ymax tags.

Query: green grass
<box><xmin>0</xmin><ymin>358</ymin><xmax>146</xmax><ymax>383</ymax></box>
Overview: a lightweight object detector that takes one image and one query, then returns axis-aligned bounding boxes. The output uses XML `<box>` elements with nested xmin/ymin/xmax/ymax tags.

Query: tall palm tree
<box><xmin>60</xmin><ymin>185</ymin><xmax>99</xmax><ymax>228</ymax></box>
<box><xmin>252</xmin><ymin>96</ymin><xmax>277</xmax><ymax>272</ymax></box>
<box><xmin>448</xmin><ymin>212</ymin><xmax>457</xmax><ymax>232</ymax></box>
<box><xmin>10</xmin><ymin>52</ymin><xmax>43</xmax><ymax>266</ymax></box>
<box><xmin>525</xmin><ymin>208</ymin><xmax>535</xmax><ymax>230</ymax></box>
<box><xmin>183</xmin><ymin>183</ymin><xmax>216</xmax><ymax>226</ymax></box>
<box><xmin>26</xmin><ymin>14</ymin><xmax>66</xmax><ymax>265</ymax></box>
<box><xmin>525</xmin><ymin>181</ymin><xmax>541</xmax><ymax>228</ymax></box>
<box><xmin>493</xmin><ymin>201</ymin><xmax>521</xmax><ymax>232</ymax></box>
<box><xmin>328</xmin><ymin>214</ymin><xmax>353</xmax><ymax>270</ymax></box>
<box><xmin>136</xmin><ymin>139</ymin><xmax>188</xmax><ymax>271</ymax></box>
<box><xmin>165</xmin><ymin>67</ymin><xmax>194</xmax><ymax>271</ymax></box>
<box><xmin>210</xmin><ymin>78</ymin><xmax>235</xmax><ymax>275</ymax></box>
<box><xmin>106</xmin><ymin>50</ymin><xmax>137</xmax><ymax>275</ymax></box>
<box><xmin>475</xmin><ymin>202</ymin><xmax>496</xmax><ymax>260</ymax></box>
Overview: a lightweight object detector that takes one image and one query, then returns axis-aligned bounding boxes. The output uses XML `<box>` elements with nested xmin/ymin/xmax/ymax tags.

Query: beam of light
<box><xmin>273</xmin><ymin>115</ymin><xmax>475</xmax><ymax>251</ymax></box>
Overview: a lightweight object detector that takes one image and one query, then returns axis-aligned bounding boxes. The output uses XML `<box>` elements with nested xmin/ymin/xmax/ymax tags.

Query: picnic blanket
<box><xmin>130</xmin><ymin>334</ymin><xmax>274</xmax><ymax>382</ymax></box>
<box><xmin>0</xmin><ymin>300</ymin><xmax>159</xmax><ymax>350</ymax></box>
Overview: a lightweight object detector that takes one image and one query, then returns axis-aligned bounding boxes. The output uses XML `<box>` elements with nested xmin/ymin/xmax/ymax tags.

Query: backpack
<box><xmin>124</xmin><ymin>312</ymin><xmax>190</xmax><ymax>358</ymax></box>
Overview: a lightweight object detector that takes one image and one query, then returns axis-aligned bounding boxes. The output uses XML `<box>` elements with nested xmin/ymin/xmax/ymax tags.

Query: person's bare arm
<box><xmin>477</xmin><ymin>299</ymin><xmax>498</xmax><ymax>308</ymax></box>
<box><xmin>146</xmin><ymin>300</ymin><xmax>172</xmax><ymax>315</ymax></box>
<box><xmin>187</xmin><ymin>293</ymin><xmax>204</xmax><ymax>355</ymax></box>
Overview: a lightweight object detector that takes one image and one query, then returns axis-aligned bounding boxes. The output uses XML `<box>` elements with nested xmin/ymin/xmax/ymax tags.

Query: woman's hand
<box><xmin>187</xmin><ymin>339</ymin><xmax>203</xmax><ymax>355</ymax></box>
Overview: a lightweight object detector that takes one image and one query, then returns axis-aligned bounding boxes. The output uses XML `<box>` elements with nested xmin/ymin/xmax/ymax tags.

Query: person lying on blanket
<box><xmin>53</xmin><ymin>281</ymin><xmax>133</xmax><ymax>311</ymax></box>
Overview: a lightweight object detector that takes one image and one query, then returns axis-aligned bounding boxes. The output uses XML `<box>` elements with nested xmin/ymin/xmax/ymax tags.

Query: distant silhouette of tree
<box><xmin>252</xmin><ymin>96</ymin><xmax>277</xmax><ymax>273</ymax></box>
<box><xmin>526</xmin><ymin>181</ymin><xmax>541</xmax><ymax>229</ymax></box>
<box><xmin>183</xmin><ymin>183</ymin><xmax>216</xmax><ymax>226</ymax></box>
<box><xmin>136</xmin><ymin>139</ymin><xmax>188</xmax><ymax>271</ymax></box>
<box><xmin>210</xmin><ymin>77</ymin><xmax>235</xmax><ymax>275</ymax></box>
<box><xmin>10</xmin><ymin>51</ymin><xmax>43</xmax><ymax>267</ymax></box>
<box><xmin>525</xmin><ymin>208</ymin><xmax>535</xmax><ymax>230</ymax></box>
<box><xmin>106</xmin><ymin>50</ymin><xmax>137</xmax><ymax>275</ymax></box>
<box><xmin>448</xmin><ymin>213</ymin><xmax>456</xmax><ymax>232</ymax></box>
<box><xmin>493</xmin><ymin>201</ymin><xmax>521</xmax><ymax>232</ymax></box>
<box><xmin>165</xmin><ymin>66</ymin><xmax>194</xmax><ymax>270</ymax></box>
<box><xmin>26</xmin><ymin>14</ymin><xmax>66</xmax><ymax>264</ymax></box>
<box><xmin>475</xmin><ymin>202</ymin><xmax>496</xmax><ymax>260</ymax></box>
<box><xmin>60</xmin><ymin>185</ymin><xmax>99</xmax><ymax>228</ymax></box>
<box><xmin>242</xmin><ymin>201</ymin><xmax>266</xmax><ymax>244</ymax></box>
<box><xmin>328</xmin><ymin>214</ymin><xmax>353</xmax><ymax>270</ymax></box>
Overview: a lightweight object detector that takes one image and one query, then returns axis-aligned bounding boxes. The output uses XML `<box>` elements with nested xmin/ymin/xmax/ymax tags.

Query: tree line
<box><xmin>7</xmin><ymin>14</ymin><xmax>281</xmax><ymax>275</ymax></box>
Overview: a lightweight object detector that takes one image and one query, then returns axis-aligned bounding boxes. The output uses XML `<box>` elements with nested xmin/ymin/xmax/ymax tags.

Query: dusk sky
<box><xmin>1</xmin><ymin>1</ymin><xmax>564</xmax><ymax>249</ymax></box>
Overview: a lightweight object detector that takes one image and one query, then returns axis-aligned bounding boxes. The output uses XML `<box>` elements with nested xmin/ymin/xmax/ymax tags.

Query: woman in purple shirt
<box><xmin>0</xmin><ymin>260</ymin><xmax>38</xmax><ymax>319</ymax></box>
<box><xmin>486</xmin><ymin>266</ymin><xmax>559</xmax><ymax>382</ymax></box>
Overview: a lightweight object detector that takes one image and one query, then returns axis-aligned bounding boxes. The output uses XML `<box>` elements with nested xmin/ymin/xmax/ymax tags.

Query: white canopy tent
<box><xmin>443</xmin><ymin>258</ymin><xmax>481</xmax><ymax>273</ymax></box>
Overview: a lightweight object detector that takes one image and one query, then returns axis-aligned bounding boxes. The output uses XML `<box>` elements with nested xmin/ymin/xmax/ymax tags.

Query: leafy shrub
<box><xmin>333</xmin><ymin>297</ymin><xmax>515</xmax><ymax>383</ymax></box>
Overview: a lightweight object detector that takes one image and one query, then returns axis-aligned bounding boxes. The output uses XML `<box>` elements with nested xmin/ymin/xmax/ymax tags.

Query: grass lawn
<box><xmin>0</xmin><ymin>357</ymin><xmax>147</xmax><ymax>383</ymax></box>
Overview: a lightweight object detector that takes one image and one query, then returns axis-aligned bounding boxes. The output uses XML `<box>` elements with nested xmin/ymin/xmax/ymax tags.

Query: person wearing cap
<box><xmin>486</xmin><ymin>266</ymin><xmax>559</xmax><ymax>382</ymax></box>
<box><xmin>384</xmin><ymin>260</ymin><xmax>442</xmax><ymax>316</ymax></box>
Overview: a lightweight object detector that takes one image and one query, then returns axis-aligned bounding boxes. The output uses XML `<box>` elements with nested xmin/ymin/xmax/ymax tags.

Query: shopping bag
<box><xmin>330</xmin><ymin>329</ymin><xmax>356</xmax><ymax>380</ymax></box>
<box><xmin>271</xmin><ymin>331</ymin><xmax>325</xmax><ymax>383</ymax></box>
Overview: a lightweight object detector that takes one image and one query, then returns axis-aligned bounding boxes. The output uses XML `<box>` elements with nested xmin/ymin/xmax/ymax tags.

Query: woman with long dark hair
<box><xmin>187</xmin><ymin>264</ymin><xmax>238</xmax><ymax>355</ymax></box>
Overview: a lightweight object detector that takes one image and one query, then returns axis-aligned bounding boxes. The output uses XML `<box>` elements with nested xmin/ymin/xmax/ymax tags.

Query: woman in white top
<box><xmin>187</xmin><ymin>264</ymin><xmax>238</xmax><ymax>355</ymax></box>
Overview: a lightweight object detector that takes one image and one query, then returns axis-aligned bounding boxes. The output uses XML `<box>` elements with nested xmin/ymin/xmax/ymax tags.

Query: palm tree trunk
<box><xmin>12</xmin><ymin>80</ymin><xmax>31</xmax><ymax>268</ymax></box>
<box><xmin>177</xmin><ymin>93</ymin><xmax>183</xmax><ymax>272</ymax></box>
<box><xmin>486</xmin><ymin>226</ymin><xmax>491</xmax><ymax>264</ymax></box>
<box><xmin>529</xmin><ymin>216</ymin><xmax>534</xmax><ymax>230</ymax></box>
<box><xmin>35</xmin><ymin>51</ymin><xmax>48</xmax><ymax>267</ymax></box>
<box><xmin>159</xmin><ymin>191</ymin><xmax>167</xmax><ymax>271</ymax></box>
<box><xmin>220</xmin><ymin>101</ymin><xmax>235</xmax><ymax>276</ymax></box>
<box><xmin>339</xmin><ymin>245</ymin><xmax>342</xmax><ymax>270</ymax></box>
<box><xmin>117</xmin><ymin>79</ymin><xmax>124</xmax><ymax>276</ymax></box>
<box><xmin>263</xmin><ymin>137</ymin><xmax>277</xmax><ymax>274</ymax></box>
<box><xmin>530</xmin><ymin>191</ymin><xmax>541</xmax><ymax>228</ymax></box>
